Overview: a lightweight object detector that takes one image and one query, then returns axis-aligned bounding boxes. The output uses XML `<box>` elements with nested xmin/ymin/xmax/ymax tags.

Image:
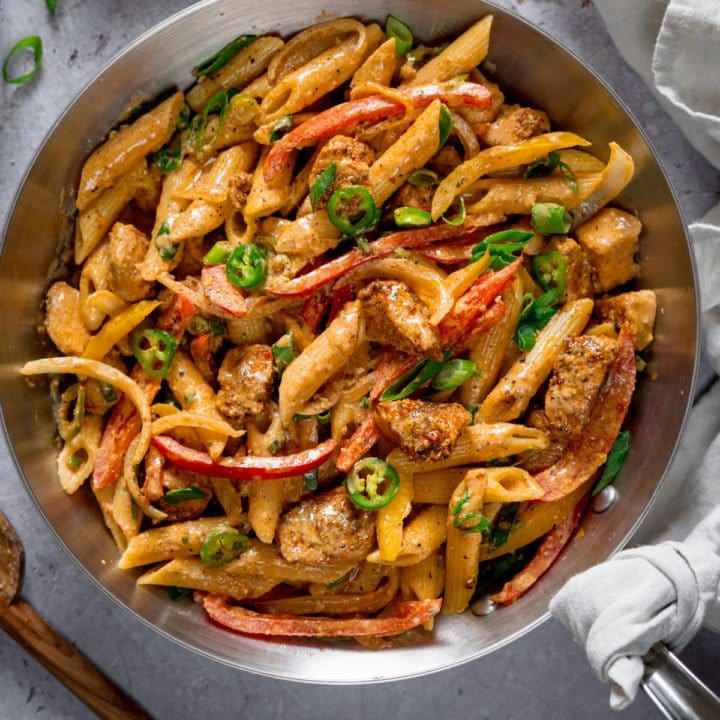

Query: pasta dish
<box><xmin>22</xmin><ymin>14</ymin><xmax>656</xmax><ymax>643</ymax></box>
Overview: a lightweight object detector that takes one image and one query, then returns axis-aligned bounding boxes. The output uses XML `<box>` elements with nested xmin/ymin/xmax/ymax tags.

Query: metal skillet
<box><xmin>0</xmin><ymin>0</ymin><xmax>702</xmax><ymax>692</ymax></box>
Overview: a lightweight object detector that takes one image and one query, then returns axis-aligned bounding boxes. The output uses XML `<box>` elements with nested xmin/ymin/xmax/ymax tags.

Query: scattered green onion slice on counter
<box><xmin>385</xmin><ymin>15</ymin><xmax>414</xmax><ymax>56</ymax></box>
<box><xmin>345</xmin><ymin>457</ymin><xmax>400</xmax><ymax>510</ymax></box>
<box><xmin>593</xmin><ymin>430</ymin><xmax>631</xmax><ymax>496</ymax></box>
<box><xmin>225</xmin><ymin>243</ymin><xmax>268</xmax><ymax>289</ymax></box>
<box><xmin>46</xmin><ymin>0</ymin><xmax>58</xmax><ymax>14</ymax></box>
<box><xmin>531</xmin><ymin>202</ymin><xmax>572</xmax><ymax>235</ymax></box>
<box><xmin>193</xmin><ymin>34</ymin><xmax>256</xmax><ymax>76</ymax></box>
<box><xmin>161</xmin><ymin>487</ymin><xmax>208</xmax><ymax>505</ymax></box>
<box><xmin>3</xmin><ymin>36</ymin><xmax>43</xmax><ymax>85</ymax></box>
<box><xmin>326</xmin><ymin>186</ymin><xmax>380</xmax><ymax>236</ymax></box>
<box><xmin>200</xmin><ymin>527</ymin><xmax>249</xmax><ymax>567</ymax></box>
<box><xmin>131</xmin><ymin>328</ymin><xmax>177</xmax><ymax>380</ymax></box>
<box><xmin>309</xmin><ymin>161</ymin><xmax>337</xmax><ymax>209</ymax></box>
<box><xmin>393</xmin><ymin>206</ymin><xmax>432</xmax><ymax>228</ymax></box>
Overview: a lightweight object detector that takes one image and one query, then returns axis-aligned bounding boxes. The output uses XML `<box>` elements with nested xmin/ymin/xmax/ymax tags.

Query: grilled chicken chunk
<box><xmin>153</xmin><ymin>462</ymin><xmax>213</xmax><ymax>523</ymax></box>
<box><xmin>595</xmin><ymin>290</ymin><xmax>657</xmax><ymax>351</ymax></box>
<box><xmin>387</xmin><ymin>182</ymin><xmax>434</xmax><ymax>216</ymax></box>
<box><xmin>216</xmin><ymin>345</ymin><xmax>275</xmax><ymax>420</ymax></box>
<box><xmin>359</xmin><ymin>280</ymin><xmax>441</xmax><ymax>358</ymax></box>
<box><xmin>575</xmin><ymin>208</ymin><xmax>641</xmax><ymax>293</ymax></box>
<box><xmin>545</xmin><ymin>334</ymin><xmax>618</xmax><ymax>434</ymax></box>
<box><xmin>277</xmin><ymin>488</ymin><xmax>375</xmax><ymax>564</ymax></box>
<box><xmin>374</xmin><ymin>399</ymin><xmax>472</xmax><ymax>462</ymax></box>
<box><xmin>108</xmin><ymin>222</ymin><xmax>153</xmax><ymax>302</ymax></box>
<box><xmin>308</xmin><ymin>135</ymin><xmax>375</xmax><ymax>210</ymax></box>
<box><xmin>475</xmin><ymin>104</ymin><xmax>550</xmax><ymax>147</ymax></box>
<box><xmin>45</xmin><ymin>281</ymin><xmax>90</xmax><ymax>356</ymax></box>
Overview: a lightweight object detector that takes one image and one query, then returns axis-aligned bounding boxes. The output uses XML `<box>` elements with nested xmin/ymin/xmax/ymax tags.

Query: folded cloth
<box><xmin>550</xmin><ymin>0</ymin><xmax>720</xmax><ymax>711</ymax></box>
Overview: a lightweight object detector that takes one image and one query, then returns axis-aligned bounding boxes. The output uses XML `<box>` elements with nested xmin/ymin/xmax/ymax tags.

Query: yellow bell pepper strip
<box><xmin>150</xmin><ymin>434</ymin><xmax>337</xmax><ymax>481</ymax></box>
<box><xmin>201</xmin><ymin>593</ymin><xmax>442</xmax><ymax>637</ymax></box>
<box><xmin>535</xmin><ymin>324</ymin><xmax>636</xmax><ymax>502</ymax></box>
<box><xmin>431</xmin><ymin>131</ymin><xmax>591</xmax><ymax>220</ymax></box>
<box><xmin>491</xmin><ymin>490</ymin><xmax>590</xmax><ymax>605</ymax></box>
<box><xmin>82</xmin><ymin>300</ymin><xmax>161</xmax><ymax>361</ymax></box>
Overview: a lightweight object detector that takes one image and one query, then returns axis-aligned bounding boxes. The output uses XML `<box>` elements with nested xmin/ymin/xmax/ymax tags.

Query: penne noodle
<box><xmin>376</xmin><ymin>451</ymin><xmax>415</xmax><ymax>562</ymax></box>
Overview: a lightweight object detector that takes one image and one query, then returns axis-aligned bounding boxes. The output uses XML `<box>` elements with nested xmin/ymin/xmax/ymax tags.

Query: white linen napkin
<box><xmin>549</xmin><ymin>0</ymin><xmax>720</xmax><ymax>710</ymax></box>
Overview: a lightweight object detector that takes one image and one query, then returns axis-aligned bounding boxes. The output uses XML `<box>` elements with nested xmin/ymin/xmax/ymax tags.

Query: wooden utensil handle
<box><xmin>0</xmin><ymin>599</ymin><xmax>151</xmax><ymax>719</ymax></box>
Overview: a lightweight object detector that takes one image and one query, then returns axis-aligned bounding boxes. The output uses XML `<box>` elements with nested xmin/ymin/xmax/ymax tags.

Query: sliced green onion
<box><xmin>59</xmin><ymin>383</ymin><xmax>86</xmax><ymax>442</ymax></box>
<box><xmin>3</xmin><ymin>36</ymin><xmax>43</xmax><ymax>85</ymax></box>
<box><xmin>200</xmin><ymin>527</ymin><xmax>249</xmax><ymax>567</ymax></box>
<box><xmin>271</xmin><ymin>333</ymin><xmax>295</xmax><ymax>374</ymax></box>
<box><xmin>177</xmin><ymin>102</ymin><xmax>192</xmax><ymax>130</ymax></box>
<box><xmin>469</xmin><ymin>229</ymin><xmax>534</xmax><ymax>268</ymax></box>
<box><xmin>325</xmin><ymin>573</ymin><xmax>349</xmax><ymax>590</ymax></box>
<box><xmin>202</xmin><ymin>242</ymin><xmax>231</xmax><ymax>265</ymax></box>
<box><xmin>293</xmin><ymin>410</ymin><xmax>330</xmax><ymax>424</ymax></box>
<box><xmin>188</xmin><ymin>90</ymin><xmax>231</xmax><ymax>154</ymax></box>
<box><xmin>309</xmin><ymin>161</ymin><xmax>336</xmax><ymax>210</ymax></box>
<box><xmin>635</xmin><ymin>354</ymin><xmax>647</xmax><ymax>372</ymax></box>
<box><xmin>386</xmin><ymin>15</ymin><xmax>413</xmax><ymax>56</ymax></box>
<box><xmin>345</xmin><ymin>457</ymin><xmax>400</xmax><ymax>510</ymax></box>
<box><xmin>66</xmin><ymin>453</ymin><xmax>84</xmax><ymax>470</ymax></box>
<box><xmin>194</xmin><ymin>34</ymin><xmax>256</xmax><ymax>77</ymax></box>
<box><xmin>162</xmin><ymin>487</ymin><xmax>208</xmax><ymax>505</ymax></box>
<box><xmin>593</xmin><ymin>430</ymin><xmax>631</xmax><ymax>496</ymax></box>
<box><xmin>380</xmin><ymin>356</ymin><xmax>446</xmax><ymax>401</ymax></box>
<box><xmin>154</xmin><ymin>141</ymin><xmax>184</xmax><ymax>173</ymax></box>
<box><xmin>407</xmin><ymin>169</ymin><xmax>438</xmax><ymax>187</ymax></box>
<box><xmin>46</xmin><ymin>0</ymin><xmax>58</xmax><ymax>14</ymax></box>
<box><xmin>99</xmin><ymin>382</ymin><xmax>118</xmax><ymax>404</ymax></box>
<box><xmin>155</xmin><ymin>223</ymin><xmax>179</xmax><ymax>262</ymax></box>
<box><xmin>438</xmin><ymin>104</ymin><xmax>453</xmax><ymax>150</ymax></box>
<box><xmin>431</xmin><ymin>359</ymin><xmax>480</xmax><ymax>391</ymax></box>
<box><xmin>393</xmin><ymin>206</ymin><xmax>432</xmax><ymax>228</ymax></box>
<box><xmin>452</xmin><ymin>493</ymin><xmax>490</xmax><ymax>533</ymax></box>
<box><xmin>303</xmin><ymin>468</ymin><xmax>319</xmax><ymax>492</ymax></box>
<box><xmin>489</xmin><ymin>502</ymin><xmax>521</xmax><ymax>551</ymax></box>
<box><xmin>442</xmin><ymin>196</ymin><xmax>466</xmax><ymax>227</ymax></box>
<box><xmin>524</xmin><ymin>151</ymin><xmax>578</xmax><ymax>193</ymax></box>
<box><xmin>514</xmin><ymin>292</ymin><xmax>561</xmax><ymax>352</ymax></box>
<box><xmin>225</xmin><ymin>243</ymin><xmax>268</xmax><ymax>289</ymax></box>
<box><xmin>532</xmin><ymin>251</ymin><xmax>568</xmax><ymax>296</ymax></box>
<box><xmin>326</xmin><ymin>186</ymin><xmax>380</xmax><ymax>237</ymax></box>
<box><xmin>166</xmin><ymin>586</ymin><xmax>192</xmax><ymax>601</ymax></box>
<box><xmin>269</xmin><ymin>115</ymin><xmax>294</xmax><ymax>143</ymax></box>
<box><xmin>131</xmin><ymin>328</ymin><xmax>177</xmax><ymax>380</ymax></box>
<box><xmin>531</xmin><ymin>202</ymin><xmax>572</xmax><ymax>235</ymax></box>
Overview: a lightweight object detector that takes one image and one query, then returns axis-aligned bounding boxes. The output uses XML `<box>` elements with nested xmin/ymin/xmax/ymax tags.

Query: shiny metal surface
<box><xmin>0</xmin><ymin>0</ymin><xmax>698</xmax><ymax>683</ymax></box>
<box><xmin>642</xmin><ymin>644</ymin><xmax>720</xmax><ymax>720</ymax></box>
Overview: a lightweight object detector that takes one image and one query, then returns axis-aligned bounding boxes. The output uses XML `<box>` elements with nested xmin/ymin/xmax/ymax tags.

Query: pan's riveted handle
<box><xmin>642</xmin><ymin>643</ymin><xmax>720</xmax><ymax>720</ymax></box>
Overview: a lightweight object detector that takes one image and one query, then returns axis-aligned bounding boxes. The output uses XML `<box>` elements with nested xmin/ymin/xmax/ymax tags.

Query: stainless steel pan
<box><xmin>0</xmin><ymin>0</ymin><xmax>699</xmax><ymax>683</ymax></box>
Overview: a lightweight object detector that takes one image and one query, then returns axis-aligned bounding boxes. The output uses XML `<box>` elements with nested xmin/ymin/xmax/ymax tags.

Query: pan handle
<box><xmin>641</xmin><ymin>643</ymin><xmax>720</xmax><ymax>720</ymax></box>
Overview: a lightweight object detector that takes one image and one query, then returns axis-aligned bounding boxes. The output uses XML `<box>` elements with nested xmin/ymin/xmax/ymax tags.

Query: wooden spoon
<box><xmin>0</xmin><ymin>510</ymin><xmax>151</xmax><ymax>719</ymax></box>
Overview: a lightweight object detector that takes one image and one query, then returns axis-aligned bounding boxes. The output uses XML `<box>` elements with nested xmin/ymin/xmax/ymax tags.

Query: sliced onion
<box><xmin>451</xmin><ymin>110</ymin><xmax>480</xmax><ymax>159</ymax></box>
<box><xmin>151</xmin><ymin>410</ymin><xmax>245</xmax><ymax>439</ymax></box>
<box><xmin>571</xmin><ymin>142</ymin><xmax>634</xmax><ymax>229</ymax></box>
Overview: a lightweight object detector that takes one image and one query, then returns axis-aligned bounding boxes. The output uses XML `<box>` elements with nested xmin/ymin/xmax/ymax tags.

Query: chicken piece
<box><xmin>575</xmin><ymin>208</ymin><xmax>642</xmax><ymax>293</ymax></box>
<box><xmin>153</xmin><ymin>462</ymin><xmax>213</xmax><ymax>522</ymax></box>
<box><xmin>359</xmin><ymin>280</ymin><xmax>441</xmax><ymax>358</ymax></box>
<box><xmin>228</xmin><ymin>172</ymin><xmax>253</xmax><ymax>210</ymax></box>
<box><xmin>216</xmin><ymin>345</ymin><xmax>275</xmax><ymax>420</ymax></box>
<box><xmin>474</xmin><ymin>104</ymin><xmax>550</xmax><ymax>147</ymax></box>
<box><xmin>277</xmin><ymin>488</ymin><xmax>375</xmax><ymax>564</ymax></box>
<box><xmin>429</xmin><ymin>145</ymin><xmax>463</xmax><ymax>177</ymax></box>
<box><xmin>546</xmin><ymin>237</ymin><xmax>593</xmax><ymax>302</ymax></box>
<box><xmin>45</xmin><ymin>281</ymin><xmax>91</xmax><ymax>355</ymax></box>
<box><xmin>457</xmin><ymin>73</ymin><xmax>505</xmax><ymax>126</ymax></box>
<box><xmin>523</xmin><ymin>408</ymin><xmax>567</xmax><ymax>473</ymax></box>
<box><xmin>108</xmin><ymin>222</ymin><xmax>154</xmax><ymax>301</ymax></box>
<box><xmin>374</xmin><ymin>399</ymin><xmax>472</xmax><ymax>462</ymax></box>
<box><xmin>545</xmin><ymin>334</ymin><xmax>618</xmax><ymax>435</ymax></box>
<box><xmin>595</xmin><ymin>290</ymin><xmax>657</xmax><ymax>351</ymax></box>
<box><xmin>387</xmin><ymin>182</ymin><xmax>434</xmax><ymax>216</ymax></box>
<box><xmin>308</xmin><ymin>135</ymin><xmax>375</xmax><ymax>210</ymax></box>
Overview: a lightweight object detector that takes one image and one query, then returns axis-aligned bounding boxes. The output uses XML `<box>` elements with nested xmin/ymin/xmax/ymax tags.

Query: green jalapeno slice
<box><xmin>345</xmin><ymin>457</ymin><xmax>400</xmax><ymax>510</ymax></box>
<box><xmin>131</xmin><ymin>329</ymin><xmax>177</xmax><ymax>380</ymax></box>
<box><xmin>200</xmin><ymin>527</ymin><xmax>249</xmax><ymax>567</ymax></box>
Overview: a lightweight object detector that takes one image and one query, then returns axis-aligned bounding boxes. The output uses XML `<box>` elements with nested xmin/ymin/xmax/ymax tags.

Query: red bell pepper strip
<box><xmin>151</xmin><ymin>435</ymin><xmax>337</xmax><ymax>481</ymax></box>
<box><xmin>201</xmin><ymin>264</ymin><xmax>248</xmax><ymax>318</ymax></box>
<box><xmin>267</xmin><ymin>217</ymin><xmax>497</xmax><ymax>299</ymax></box>
<box><xmin>263</xmin><ymin>81</ymin><xmax>492</xmax><ymax>183</ymax></box>
<box><xmin>202</xmin><ymin>593</ymin><xmax>442</xmax><ymax>637</ymax></box>
<box><xmin>491</xmin><ymin>492</ymin><xmax>590</xmax><ymax>605</ymax></box>
<box><xmin>299</xmin><ymin>286</ymin><xmax>331</xmax><ymax>332</ymax></box>
<box><xmin>336</xmin><ymin>413</ymin><xmax>382</xmax><ymax>473</ymax></box>
<box><xmin>369</xmin><ymin>349</ymin><xmax>418</xmax><ymax>403</ymax></box>
<box><xmin>326</xmin><ymin>282</ymin><xmax>357</xmax><ymax>325</ymax></box>
<box><xmin>92</xmin><ymin>294</ymin><xmax>196</xmax><ymax>489</ymax></box>
<box><xmin>536</xmin><ymin>324</ymin><xmax>636</xmax><ymax>503</ymax></box>
<box><xmin>189</xmin><ymin>333</ymin><xmax>218</xmax><ymax>386</ymax></box>
<box><xmin>438</xmin><ymin>259</ymin><xmax>520</xmax><ymax>354</ymax></box>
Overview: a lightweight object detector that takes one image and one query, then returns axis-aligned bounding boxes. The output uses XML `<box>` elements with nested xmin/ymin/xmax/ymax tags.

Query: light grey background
<box><xmin>1</xmin><ymin>1</ymin><xmax>719</xmax><ymax>718</ymax></box>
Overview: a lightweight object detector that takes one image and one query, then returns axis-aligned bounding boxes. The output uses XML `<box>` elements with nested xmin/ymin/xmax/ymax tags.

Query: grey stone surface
<box><xmin>1</xmin><ymin>1</ymin><xmax>719</xmax><ymax>718</ymax></box>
